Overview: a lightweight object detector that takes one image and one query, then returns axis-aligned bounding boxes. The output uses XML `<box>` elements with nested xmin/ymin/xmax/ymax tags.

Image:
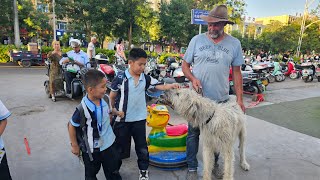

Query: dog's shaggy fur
<box><xmin>163</xmin><ymin>88</ymin><xmax>250</xmax><ymax>180</ymax></box>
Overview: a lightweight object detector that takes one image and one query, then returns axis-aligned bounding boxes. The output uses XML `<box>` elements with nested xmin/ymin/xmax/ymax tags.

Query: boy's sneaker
<box><xmin>139</xmin><ymin>170</ymin><xmax>149</xmax><ymax>180</ymax></box>
<box><xmin>186</xmin><ymin>169</ymin><xmax>197</xmax><ymax>180</ymax></box>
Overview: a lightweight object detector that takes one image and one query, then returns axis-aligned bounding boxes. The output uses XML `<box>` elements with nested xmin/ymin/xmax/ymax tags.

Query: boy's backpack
<box><xmin>75</xmin><ymin>95</ymin><xmax>112</xmax><ymax>161</ymax></box>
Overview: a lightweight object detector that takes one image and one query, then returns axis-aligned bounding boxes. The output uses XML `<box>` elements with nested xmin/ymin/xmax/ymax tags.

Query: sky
<box><xmin>245</xmin><ymin>0</ymin><xmax>318</xmax><ymax>18</ymax></box>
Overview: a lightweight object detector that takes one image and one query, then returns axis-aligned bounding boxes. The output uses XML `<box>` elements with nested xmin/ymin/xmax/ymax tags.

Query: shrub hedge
<box><xmin>0</xmin><ymin>45</ymin><xmax>182</xmax><ymax>64</ymax></box>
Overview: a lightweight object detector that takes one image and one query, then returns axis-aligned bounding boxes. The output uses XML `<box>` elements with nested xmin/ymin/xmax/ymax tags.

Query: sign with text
<box><xmin>191</xmin><ymin>9</ymin><xmax>209</xmax><ymax>25</ymax></box>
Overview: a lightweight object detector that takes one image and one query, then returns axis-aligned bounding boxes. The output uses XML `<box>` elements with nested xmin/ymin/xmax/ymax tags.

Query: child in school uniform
<box><xmin>68</xmin><ymin>69</ymin><xmax>122</xmax><ymax>180</ymax></box>
<box><xmin>110</xmin><ymin>48</ymin><xmax>179</xmax><ymax>180</ymax></box>
<box><xmin>0</xmin><ymin>99</ymin><xmax>12</xmax><ymax>180</ymax></box>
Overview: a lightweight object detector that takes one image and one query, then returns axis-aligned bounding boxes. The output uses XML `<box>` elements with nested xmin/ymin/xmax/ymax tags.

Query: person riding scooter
<box><xmin>59</xmin><ymin>39</ymin><xmax>90</xmax><ymax>98</ymax></box>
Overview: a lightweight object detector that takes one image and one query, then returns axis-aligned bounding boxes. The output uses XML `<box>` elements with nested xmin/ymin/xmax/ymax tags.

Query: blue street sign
<box><xmin>191</xmin><ymin>9</ymin><xmax>209</xmax><ymax>25</ymax></box>
<box><xmin>56</xmin><ymin>29</ymin><xmax>65</xmax><ymax>37</ymax></box>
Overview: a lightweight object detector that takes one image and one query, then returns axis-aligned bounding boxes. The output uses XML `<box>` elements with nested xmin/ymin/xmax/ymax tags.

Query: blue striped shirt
<box><xmin>111</xmin><ymin>69</ymin><xmax>158</xmax><ymax>122</ymax></box>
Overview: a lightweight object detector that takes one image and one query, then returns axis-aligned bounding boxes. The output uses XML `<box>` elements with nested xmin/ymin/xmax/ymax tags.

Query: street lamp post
<box><xmin>296</xmin><ymin>0</ymin><xmax>315</xmax><ymax>57</ymax></box>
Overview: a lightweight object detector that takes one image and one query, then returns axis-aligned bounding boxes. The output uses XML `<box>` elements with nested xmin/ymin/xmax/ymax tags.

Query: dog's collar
<box><xmin>203</xmin><ymin>99</ymin><xmax>228</xmax><ymax>125</ymax></box>
<box><xmin>205</xmin><ymin>112</ymin><xmax>215</xmax><ymax>125</ymax></box>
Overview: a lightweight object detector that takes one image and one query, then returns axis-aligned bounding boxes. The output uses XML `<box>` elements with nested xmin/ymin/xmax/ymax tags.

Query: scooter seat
<box><xmin>100</xmin><ymin>64</ymin><xmax>115</xmax><ymax>75</ymax></box>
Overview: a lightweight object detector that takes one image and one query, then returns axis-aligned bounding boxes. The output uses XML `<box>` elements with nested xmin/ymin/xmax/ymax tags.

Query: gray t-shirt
<box><xmin>184</xmin><ymin>33</ymin><xmax>244</xmax><ymax>102</ymax></box>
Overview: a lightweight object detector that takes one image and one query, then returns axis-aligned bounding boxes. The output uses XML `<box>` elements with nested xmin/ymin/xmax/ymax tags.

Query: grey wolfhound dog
<box><xmin>163</xmin><ymin>88</ymin><xmax>250</xmax><ymax>180</ymax></box>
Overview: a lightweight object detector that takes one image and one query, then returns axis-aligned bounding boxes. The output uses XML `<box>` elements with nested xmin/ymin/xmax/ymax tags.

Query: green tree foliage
<box><xmin>237</xmin><ymin>17</ymin><xmax>320</xmax><ymax>54</ymax></box>
<box><xmin>56</xmin><ymin>0</ymin><xmax>156</xmax><ymax>48</ymax></box>
<box><xmin>0</xmin><ymin>0</ymin><xmax>51</xmax><ymax>42</ymax></box>
<box><xmin>159</xmin><ymin>0</ymin><xmax>199</xmax><ymax>47</ymax></box>
<box><xmin>134</xmin><ymin>4</ymin><xmax>160</xmax><ymax>42</ymax></box>
<box><xmin>0</xmin><ymin>0</ymin><xmax>13</xmax><ymax>37</ymax></box>
<box><xmin>18</xmin><ymin>0</ymin><xmax>51</xmax><ymax>38</ymax></box>
<box><xmin>112</xmin><ymin>0</ymin><xmax>156</xmax><ymax>48</ymax></box>
<box><xmin>159</xmin><ymin>0</ymin><xmax>246</xmax><ymax>47</ymax></box>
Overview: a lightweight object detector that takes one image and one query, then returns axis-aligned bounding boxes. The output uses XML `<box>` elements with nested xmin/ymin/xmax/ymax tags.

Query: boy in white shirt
<box><xmin>0</xmin><ymin>100</ymin><xmax>12</xmax><ymax>180</ymax></box>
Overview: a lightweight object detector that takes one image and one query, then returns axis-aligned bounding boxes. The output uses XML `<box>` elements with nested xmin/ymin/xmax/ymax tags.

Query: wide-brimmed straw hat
<box><xmin>200</xmin><ymin>4</ymin><xmax>234</xmax><ymax>25</ymax></box>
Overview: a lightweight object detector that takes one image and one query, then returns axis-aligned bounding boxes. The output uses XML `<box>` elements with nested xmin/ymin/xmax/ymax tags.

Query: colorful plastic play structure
<box><xmin>147</xmin><ymin>104</ymin><xmax>188</xmax><ymax>169</ymax></box>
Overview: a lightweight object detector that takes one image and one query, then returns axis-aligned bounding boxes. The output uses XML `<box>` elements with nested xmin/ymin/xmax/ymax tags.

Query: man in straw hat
<box><xmin>182</xmin><ymin>4</ymin><xmax>245</xmax><ymax>180</ymax></box>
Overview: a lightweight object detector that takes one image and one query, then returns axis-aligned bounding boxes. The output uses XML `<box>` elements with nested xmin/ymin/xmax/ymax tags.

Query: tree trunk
<box><xmin>13</xmin><ymin>0</ymin><xmax>20</xmax><ymax>48</ymax></box>
<box><xmin>99</xmin><ymin>34</ymin><xmax>104</xmax><ymax>49</ymax></box>
<box><xmin>128</xmin><ymin>21</ymin><xmax>132</xmax><ymax>50</ymax></box>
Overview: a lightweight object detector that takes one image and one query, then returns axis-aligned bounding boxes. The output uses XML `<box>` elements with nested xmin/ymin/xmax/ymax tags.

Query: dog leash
<box><xmin>195</xmin><ymin>87</ymin><xmax>203</xmax><ymax>97</ymax></box>
<box><xmin>246</xmin><ymin>94</ymin><xmax>265</xmax><ymax>108</ymax></box>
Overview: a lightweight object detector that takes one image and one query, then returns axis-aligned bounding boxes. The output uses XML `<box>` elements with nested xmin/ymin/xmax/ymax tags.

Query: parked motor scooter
<box><xmin>251</xmin><ymin>63</ymin><xmax>269</xmax><ymax>87</ymax></box>
<box><xmin>316</xmin><ymin>64</ymin><xmax>320</xmax><ymax>82</ymax></box>
<box><xmin>301</xmin><ymin>62</ymin><xmax>315</xmax><ymax>82</ymax></box>
<box><xmin>44</xmin><ymin>54</ymin><xmax>88</xmax><ymax>99</ymax></box>
<box><xmin>242</xmin><ymin>71</ymin><xmax>264</xmax><ymax>94</ymax></box>
<box><xmin>264</xmin><ymin>61</ymin><xmax>276</xmax><ymax>83</ymax></box>
<box><xmin>229</xmin><ymin>68</ymin><xmax>264</xmax><ymax>94</ymax></box>
<box><xmin>95</xmin><ymin>54</ymin><xmax>115</xmax><ymax>88</ymax></box>
<box><xmin>145</xmin><ymin>57</ymin><xmax>160</xmax><ymax>80</ymax></box>
<box><xmin>272</xmin><ymin>61</ymin><xmax>286</xmax><ymax>82</ymax></box>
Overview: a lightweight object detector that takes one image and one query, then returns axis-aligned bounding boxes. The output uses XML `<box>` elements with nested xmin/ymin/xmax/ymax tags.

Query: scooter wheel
<box><xmin>289</xmin><ymin>72</ymin><xmax>298</xmax><ymax>79</ymax></box>
<box><xmin>44</xmin><ymin>80</ymin><xmax>51</xmax><ymax>98</ymax></box>
<box><xmin>267</xmin><ymin>75</ymin><xmax>275</xmax><ymax>83</ymax></box>
<box><xmin>252</xmin><ymin>85</ymin><xmax>259</xmax><ymax>94</ymax></box>
<box><xmin>310</xmin><ymin>76</ymin><xmax>313</xmax><ymax>82</ymax></box>
<box><xmin>275</xmin><ymin>75</ymin><xmax>282</xmax><ymax>82</ymax></box>
<box><xmin>318</xmin><ymin>77</ymin><xmax>320</xmax><ymax>82</ymax></box>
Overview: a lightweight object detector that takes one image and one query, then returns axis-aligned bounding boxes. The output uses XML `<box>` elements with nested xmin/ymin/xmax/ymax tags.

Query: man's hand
<box><xmin>191</xmin><ymin>78</ymin><xmax>202</xmax><ymax>93</ymax></box>
<box><xmin>69</xmin><ymin>58</ymin><xmax>75</xmax><ymax>62</ymax></box>
<box><xmin>62</xmin><ymin>59</ymin><xmax>70</xmax><ymax>64</ymax></box>
<box><xmin>237</xmin><ymin>100</ymin><xmax>246</xmax><ymax>113</ymax></box>
<box><xmin>71</xmin><ymin>144</ymin><xmax>80</xmax><ymax>156</ymax></box>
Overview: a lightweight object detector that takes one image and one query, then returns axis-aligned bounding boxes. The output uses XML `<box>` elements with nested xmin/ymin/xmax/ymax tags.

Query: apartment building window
<box><xmin>57</xmin><ymin>22</ymin><xmax>67</xmax><ymax>30</ymax></box>
<box><xmin>37</xmin><ymin>4</ymin><xmax>49</xmax><ymax>13</ymax></box>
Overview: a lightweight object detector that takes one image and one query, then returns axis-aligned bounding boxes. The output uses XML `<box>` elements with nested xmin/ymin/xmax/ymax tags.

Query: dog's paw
<box><xmin>241</xmin><ymin>161</ymin><xmax>250</xmax><ymax>171</ymax></box>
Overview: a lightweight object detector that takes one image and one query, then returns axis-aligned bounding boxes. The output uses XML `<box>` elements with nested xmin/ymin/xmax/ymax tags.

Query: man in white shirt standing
<box><xmin>60</xmin><ymin>39</ymin><xmax>90</xmax><ymax>97</ymax></box>
<box><xmin>87</xmin><ymin>37</ymin><xmax>97</xmax><ymax>62</ymax></box>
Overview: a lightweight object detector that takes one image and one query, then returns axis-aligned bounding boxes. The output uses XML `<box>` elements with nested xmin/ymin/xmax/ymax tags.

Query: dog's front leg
<box><xmin>223</xmin><ymin>146</ymin><xmax>234</xmax><ymax>180</ymax></box>
<box><xmin>202</xmin><ymin>144</ymin><xmax>214</xmax><ymax>180</ymax></box>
